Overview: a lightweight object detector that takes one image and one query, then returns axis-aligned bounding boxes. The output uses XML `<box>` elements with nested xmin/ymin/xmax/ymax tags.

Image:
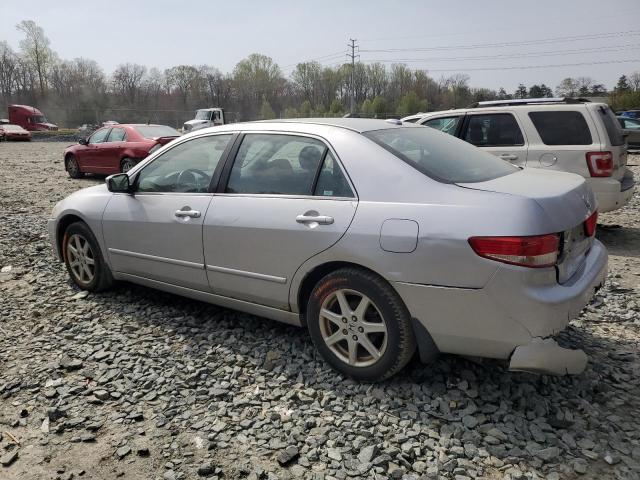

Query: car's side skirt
<box><xmin>114</xmin><ymin>272</ymin><xmax>302</xmax><ymax>327</ymax></box>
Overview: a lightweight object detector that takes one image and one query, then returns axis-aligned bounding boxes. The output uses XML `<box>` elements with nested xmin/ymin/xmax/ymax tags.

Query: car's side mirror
<box><xmin>106</xmin><ymin>173</ymin><xmax>131</xmax><ymax>193</ymax></box>
<box><xmin>79</xmin><ymin>137</ymin><xmax>88</xmax><ymax>145</ymax></box>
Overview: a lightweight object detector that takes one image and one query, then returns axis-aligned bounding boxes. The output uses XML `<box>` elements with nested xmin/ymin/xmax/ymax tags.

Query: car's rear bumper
<box><xmin>587</xmin><ymin>171</ymin><xmax>635</xmax><ymax>213</ymax></box>
<box><xmin>395</xmin><ymin>240</ymin><xmax>607</xmax><ymax>372</ymax></box>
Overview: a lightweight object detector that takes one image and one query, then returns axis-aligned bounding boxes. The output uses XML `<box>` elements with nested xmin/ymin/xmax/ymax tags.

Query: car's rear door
<box><xmin>203</xmin><ymin>132</ymin><xmax>358</xmax><ymax>310</ymax></box>
<box><xmin>100</xmin><ymin>127</ymin><xmax>127</xmax><ymax>174</ymax></box>
<box><xmin>459</xmin><ymin>111</ymin><xmax>528</xmax><ymax>167</ymax></box>
<box><xmin>102</xmin><ymin>133</ymin><xmax>235</xmax><ymax>291</ymax></box>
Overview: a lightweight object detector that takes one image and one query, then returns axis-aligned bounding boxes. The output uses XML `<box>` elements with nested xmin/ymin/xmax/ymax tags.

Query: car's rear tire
<box><xmin>307</xmin><ymin>267</ymin><xmax>416</xmax><ymax>382</ymax></box>
<box><xmin>66</xmin><ymin>155</ymin><xmax>83</xmax><ymax>178</ymax></box>
<box><xmin>62</xmin><ymin>222</ymin><xmax>114</xmax><ymax>292</ymax></box>
<box><xmin>120</xmin><ymin>158</ymin><xmax>135</xmax><ymax>173</ymax></box>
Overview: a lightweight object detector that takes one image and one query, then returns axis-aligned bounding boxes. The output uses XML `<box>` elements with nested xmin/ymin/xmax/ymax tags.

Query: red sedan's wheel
<box><xmin>120</xmin><ymin>158</ymin><xmax>135</xmax><ymax>173</ymax></box>
<box><xmin>66</xmin><ymin>155</ymin><xmax>83</xmax><ymax>179</ymax></box>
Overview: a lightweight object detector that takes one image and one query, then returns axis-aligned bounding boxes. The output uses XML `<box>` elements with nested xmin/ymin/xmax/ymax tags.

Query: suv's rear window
<box><xmin>598</xmin><ymin>106</ymin><xmax>625</xmax><ymax>146</ymax></box>
<box><xmin>364</xmin><ymin>127</ymin><xmax>518</xmax><ymax>183</ymax></box>
<box><xmin>528</xmin><ymin>111</ymin><xmax>592</xmax><ymax>145</ymax></box>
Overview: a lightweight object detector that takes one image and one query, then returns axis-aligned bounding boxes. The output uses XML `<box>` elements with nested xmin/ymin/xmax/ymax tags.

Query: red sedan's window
<box><xmin>108</xmin><ymin>128</ymin><xmax>127</xmax><ymax>142</ymax></box>
<box><xmin>88</xmin><ymin>128</ymin><xmax>110</xmax><ymax>144</ymax></box>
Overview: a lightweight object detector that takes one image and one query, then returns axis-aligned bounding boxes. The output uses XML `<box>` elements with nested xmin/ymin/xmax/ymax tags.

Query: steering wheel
<box><xmin>176</xmin><ymin>168</ymin><xmax>210</xmax><ymax>192</ymax></box>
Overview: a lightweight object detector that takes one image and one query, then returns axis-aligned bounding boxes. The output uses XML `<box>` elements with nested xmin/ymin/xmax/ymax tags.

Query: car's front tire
<box><xmin>307</xmin><ymin>267</ymin><xmax>416</xmax><ymax>382</ymax></box>
<box><xmin>62</xmin><ymin>222</ymin><xmax>114</xmax><ymax>292</ymax></box>
<box><xmin>65</xmin><ymin>155</ymin><xmax>83</xmax><ymax>179</ymax></box>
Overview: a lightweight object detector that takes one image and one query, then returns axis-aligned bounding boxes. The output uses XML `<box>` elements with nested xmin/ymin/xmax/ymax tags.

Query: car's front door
<box><xmin>460</xmin><ymin>112</ymin><xmax>528</xmax><ymax>167</ymax></box>
<box><xmin>203</xmin><ymin>133</ymin><xmax>358</xmax><ymax>310</ymax></box>
<box><xmin>79</xmin><ymin>127</ymin><xmax>111</xmax><ymax>172</ymax></box>
<box><xmin>102</xmin><ymin>133</ymin><xmax>235</xmax><ymax>291</ymax></box>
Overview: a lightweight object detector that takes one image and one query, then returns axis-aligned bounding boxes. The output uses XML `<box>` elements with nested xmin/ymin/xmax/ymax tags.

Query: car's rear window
<box><xmin>598</xmin><ymin>106</ymin><xmax>625</xmax><ymax>146</ymax></box>
<box><xmin>528</xmin><ymin>111</ymin><xmax>592</xmax><ymax>145</ymax></box>
<box><xmin>134</xmin><ymin>125</ymin><xmax>180</xmax><ymax>139</ymax></box>
<box><xmin>364</xmin><ymin>126</ymin><xmax>518</xmax><ymax>183</ymax></box>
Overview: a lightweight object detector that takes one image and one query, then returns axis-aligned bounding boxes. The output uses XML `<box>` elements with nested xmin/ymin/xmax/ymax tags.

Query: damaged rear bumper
<box><xmin>509</xmin><ymin>337</ymin><xmax>587</xmax><ymax>375</ymax></box>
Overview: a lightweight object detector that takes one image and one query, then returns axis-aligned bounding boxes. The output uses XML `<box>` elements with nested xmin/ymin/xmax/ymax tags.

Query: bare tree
<box><xmin>0</xmin><ymin>41</ymin><xmax>18</xmax><ymax>103</ymax></box>
<box><xmin>16</xmin><ymin>20</ymin><xmax>53</xmax><ymax>96</ymax></box>
<box><xmin>111</xmin><ymin>63</ymin><xmax>147</xmax><ymax>104</ymax></box>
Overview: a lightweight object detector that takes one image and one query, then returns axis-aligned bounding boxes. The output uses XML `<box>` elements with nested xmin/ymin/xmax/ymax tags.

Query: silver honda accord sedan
<box><xmin>48</xmin><ymin>119</ymin><xmax>607</xmax><ymax>381</ymax></box>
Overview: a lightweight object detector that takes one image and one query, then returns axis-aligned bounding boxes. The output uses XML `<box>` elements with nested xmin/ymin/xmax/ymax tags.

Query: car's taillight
<box><xmin>468</xmin><ymin>234</ymin><xmax>560</xmax><ymax>268</ymax></box>
<box><xmin>586</xmin><ymin>151</ymin><xmax>613</xmax><ymax>177</ymax></box>
<box><xmin>584</xmin><ymin>210</ymin><xmax>598</xmax><ymax>236</ymax></box>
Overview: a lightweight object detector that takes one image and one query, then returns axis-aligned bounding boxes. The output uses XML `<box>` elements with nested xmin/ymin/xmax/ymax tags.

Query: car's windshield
<box><xmin>134</xmin><ymin>125</ymin><xmax>180</xmax><ymax>139</ymax></box>
<box><xmin>364</xmin><ymin>126</ymin><xmax>518</xmax><ymax>183</ymax></box>
<box><xmin>195</xmin><ymin>110</ymin><xmax>212</xmax><ymax>120</ymax></box>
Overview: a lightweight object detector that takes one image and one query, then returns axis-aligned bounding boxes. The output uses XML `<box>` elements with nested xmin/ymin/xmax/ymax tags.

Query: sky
<box><xmin>1</xmin><ymin>0</ymin><xmax>639</xmax><ymax>93</ymax></box>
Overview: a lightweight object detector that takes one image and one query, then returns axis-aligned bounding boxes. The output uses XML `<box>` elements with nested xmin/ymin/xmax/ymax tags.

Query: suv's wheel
<box><xmin>307</xmin><ymin>268</ymin><xmax>416</xmax><ymax>381</ymax></box>
<box><xmin>120</xmin><ymin>157</ymin><xmax>135</xmax><ymax>173</ymax></box>
<box><xmin>66</xmin><ymin>155</ymin><xmax>83</xmax><ymax>178</ymax></box>
<box><xmin>62</xmin><ymin>222</ymin><xmax>114</xmax><ymax>292</ymax></box>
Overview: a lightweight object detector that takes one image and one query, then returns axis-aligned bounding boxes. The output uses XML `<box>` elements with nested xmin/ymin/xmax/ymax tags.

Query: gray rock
<box><xmin>277</xmin><ymin>445</ymin><xmax>300</xmax><ymax>466</ymax></box>
<box><xmin>358</xmin><ymin>445</ymin><xmax>379</xmax><ymax>464</ymax></box>
<box><xmin>197</xmin><ymin>463</ymin><xmax>216</xmax><ymax>476</ymax></box>
<box><xmin>536</xmin><ymin>447</ymin><xmax>560</xmax><ymax>462</ymax></box>
<box><xmin>116</xmin><ymin>446</ymin><xmax>131</xmax><ymax>459</ymax></box>
<box><xmin>1</xmin><ymin>450</ymin><xmax>18</xmax><ymax>467</ymax></box>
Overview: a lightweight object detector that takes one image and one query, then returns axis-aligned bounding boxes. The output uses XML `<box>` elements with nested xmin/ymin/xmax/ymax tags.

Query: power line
<box><xmin>401</xmin><ymin>58</ymin><xmax>640</xmax><ymax>73</ymax></box>
<box><xmin>281</xmin><ymin>50</ymin><xmax>346</xmax><ymax>70</ymax></box>
<box><xmin>359</xmin><ymin>29</ymin><xmax>640</xmax><ymax>53</ymax></box>
<box><xmin>361</xmin><ymin>43</ymin><xmax>640</xmax><ymax>63</ymax></box>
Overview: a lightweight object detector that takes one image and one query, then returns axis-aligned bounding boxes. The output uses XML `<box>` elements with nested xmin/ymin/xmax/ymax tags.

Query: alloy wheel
<box><xmin>67</xmin><ymin>157</ymin><xmax>78</xmax><ymax>176</ymax></box>
<box><xmin>66</xmin><ymin>234</ymin><xmax>96</xmax><ymax>286</ymax></box>
<box><xmin>319</xmin><ymin>289</ymin><xmax>388</xmax><ymax>367</ymax></box>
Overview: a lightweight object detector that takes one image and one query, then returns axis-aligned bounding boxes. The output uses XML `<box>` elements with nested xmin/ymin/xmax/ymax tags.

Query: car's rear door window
<box><xmin>597</xmin><ymin>106</ymin><xmax>625</xmax><ymax>146</ymax></box>
<box><xmin>364</xmin><ymin>126</ymin><xmax>518</xmax><ymax>183</ymax></box>
<box><xmin>528</xmin><ymin>111</ymin><xmax>592</xmax><ymax>145</ymax></box>
<box><xmin>226</xmin><ymin>134</ymin><xmax>328</xmax><ymax>195</ymax></box>
<box><xmin>421</xmin><ymin>116</ymin><xmax>461</xmax><ymax>136</ymax></box>
<box><xmin>314</xmin><ymin>151</ymin><xmax>354</xmax><ymax>198</ymax></box>
<box><xmin>462</xmin><ymin>113</ymin><xmax>524</xmax><ymax>146</ymax></box>
<box><xmin>107</xmin><ymin>127</ymin><xmax>126</xmax><ymax>142</ymax></box>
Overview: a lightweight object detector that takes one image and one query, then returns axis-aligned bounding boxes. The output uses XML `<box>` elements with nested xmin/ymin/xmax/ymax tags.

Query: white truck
<box><xmin>183</xmin><ymin>108</ymin><xmax>225</xmax><ymax>132</ymax></box>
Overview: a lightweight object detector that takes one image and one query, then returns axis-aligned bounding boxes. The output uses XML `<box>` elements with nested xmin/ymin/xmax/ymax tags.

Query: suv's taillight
<box><xmin>584</xmin><ymin>210</ymin><xmax>598</xmax><ymax>236</ymax></box>
<box><xmin>468</xmin><ymin>234</ymin><xmax>560</xmax><ymax>268</ymax></box>
<box><xmin>586</xmin><ymin>151</ymin><xmax>613</xmax><ymax>177</ymax></box>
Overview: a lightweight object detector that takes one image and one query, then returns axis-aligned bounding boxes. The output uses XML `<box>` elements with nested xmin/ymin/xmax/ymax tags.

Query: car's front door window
<box><xmin>89</xmin><ymin>128</ymin><xmax>110</xmax><ymax>144</ymax></box>
<box><xmin>226</xmin><ymin>134</ymin><xmax>328</xmax><ymax>195</ymax></box>
<box><xmin>136</xmin><ymin>134</ymin><xmax>233</xmax><ymax>193</ymax></box>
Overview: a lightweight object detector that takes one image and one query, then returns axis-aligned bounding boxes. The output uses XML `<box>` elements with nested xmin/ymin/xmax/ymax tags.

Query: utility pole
<box><xmin>347</xmin><ymin>39</ymin><xmax>359</xmax><ymax>114</ymax></box>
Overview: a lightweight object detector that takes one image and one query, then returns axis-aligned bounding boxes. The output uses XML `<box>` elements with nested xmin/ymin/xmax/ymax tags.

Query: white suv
<box><xmin>404</xmin><ymin>98</ymin><xmax>635</xmax><ymax>212</ymax></box>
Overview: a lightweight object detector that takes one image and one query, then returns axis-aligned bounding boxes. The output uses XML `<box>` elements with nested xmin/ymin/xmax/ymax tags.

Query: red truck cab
<box><xmin>8</xmin><ymin>105</ymin><xmax>58</xmax><ymax>131</ymax></box>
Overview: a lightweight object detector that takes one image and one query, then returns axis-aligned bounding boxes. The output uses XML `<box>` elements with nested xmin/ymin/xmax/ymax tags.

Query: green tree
<box><xmin>514</xmin><ymin>84</ymin><xmax>528</xmax><ymax>98</ymax></box>
<box><xmin>300</xmin><ymin>100</ymin><xmax>312</xmax><ymax>117</ymax></box>
<box><xmin>615</xmin><ymin>75</ymin><xmax>631</xmax><ymax>93</ymax></box>
<box><xmin>328</xmin><ymin>99</ymin><xmax>343</xmax><ymax>116</ymax></box>
<box><xmin>283</xmin><ymin>107</ymin><xmax>298</xmax><ymax>118</ymax></box>
<box><xmin>371</xmin><ymin>96</ymin><xmax>387</xmax><ymax>117</ymax></box>
<box><xmin>260</xmin><ymin>98</ymin><xmax>275</xmax><ymax>119</ymax></box>
<box><xmin>396</xmin><ymin>91</ymin><xmax>422</xmax><ymax>116</ymax></box>
<box><xmin>360</xmin><ymin>98</ymin><xmax>373</xmax><ymax>117</ymax></box>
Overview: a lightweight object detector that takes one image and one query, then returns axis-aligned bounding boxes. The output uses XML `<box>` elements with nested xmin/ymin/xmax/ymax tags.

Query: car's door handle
<box><xmin>175</xmin><ymin>209</ymin><xmax>201</xmax><ymax>218</ymax></box>
<box><xmin>499</xmin><ymin>154</ymin><xmax>518</xmax><ymax>161</ymax></box>
<box><xmin>296</xmin><ymin>214</ymin><xmax>334</xmax><ymax>225</ymax></box>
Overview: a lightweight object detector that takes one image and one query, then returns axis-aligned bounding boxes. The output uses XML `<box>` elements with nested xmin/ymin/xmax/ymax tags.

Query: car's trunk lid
<box><xmin>458</xmin><ymin>169</ymin><xmax>595</xmax><ymax>283</ymax></box>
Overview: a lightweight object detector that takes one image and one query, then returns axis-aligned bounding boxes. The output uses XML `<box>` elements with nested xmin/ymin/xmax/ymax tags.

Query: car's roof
<box><xmin>251</xmin><ymin>118</ymin><xmax>409</xmax><ymax>133</ymax></box>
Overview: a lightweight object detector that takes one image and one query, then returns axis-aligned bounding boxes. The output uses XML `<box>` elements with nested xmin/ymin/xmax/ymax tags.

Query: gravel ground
<box><xmin>1</xmin><ymin>142</ymin><xmax>639</xmax><ymax>480</ymax></box>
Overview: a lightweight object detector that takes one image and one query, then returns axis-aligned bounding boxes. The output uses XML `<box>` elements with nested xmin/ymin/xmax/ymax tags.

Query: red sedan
<box><xmin>64</xmin><ymin>124</ymin><xmax>180</xmax><ymax>178</ymax></box>
<box><xmin>0</xmin><ymin>124</ymin><xmax>32</xmax><ymax>141</ymax></box>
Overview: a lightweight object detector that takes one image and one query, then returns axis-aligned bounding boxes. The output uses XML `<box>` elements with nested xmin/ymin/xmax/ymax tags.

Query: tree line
<box><xmin>1</xmin><ymin>20</ymin><xmax>638</xmax><ymax>128</ymax></box>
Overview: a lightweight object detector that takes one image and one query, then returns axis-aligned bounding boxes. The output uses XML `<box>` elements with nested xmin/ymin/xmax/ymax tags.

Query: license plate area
<box><xmin>557</xmin><ymin>223</ymin><xmax>591</xmax><ymax>284</ymax></box>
